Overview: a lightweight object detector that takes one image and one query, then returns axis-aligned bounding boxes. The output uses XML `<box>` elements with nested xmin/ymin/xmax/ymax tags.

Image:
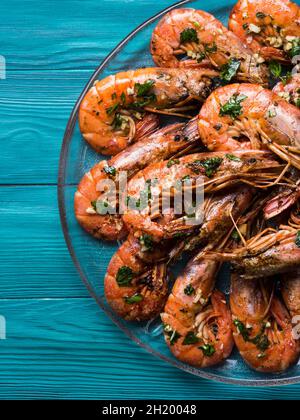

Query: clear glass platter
<box><xmin>58</xmin><ymin>0</ymin><xmax>300</xmax><ymax>386</ymax></box>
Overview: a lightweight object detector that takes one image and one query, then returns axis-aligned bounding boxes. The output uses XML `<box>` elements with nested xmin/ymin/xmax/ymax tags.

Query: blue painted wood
<box><xmin>0</xmin><ymin>0</ymin><xmax>300</xmax><ymax>400</ymax></box>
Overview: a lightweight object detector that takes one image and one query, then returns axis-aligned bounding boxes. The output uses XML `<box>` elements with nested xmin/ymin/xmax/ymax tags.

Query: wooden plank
<box><xmin>0</xmin><ymin>70</ymin><xmax>91</xmax><ymax>184</ymax></box>
<box><xmin>0</xmin><ymin>185</ymin><xmax>88</xmax><ymax>298</ymax></box>
<box><xmin>1</xmin><ymin>0</ymin><xmax>172</xmax><ymax>71</ymax></box>
<box><xmin>0</xmin><ymin>296</ymin><xmax>298</xmax><ymax>400</ymax></box>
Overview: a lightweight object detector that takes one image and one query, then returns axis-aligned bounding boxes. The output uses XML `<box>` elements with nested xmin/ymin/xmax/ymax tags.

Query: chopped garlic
<box><xmin>248</xmin><ymin>23</ymin><xmax>261</xmax><ymax>34</ymax></box>
<box><xmin>86</xmin><ymin>207</ymin><xmax>97</xmax><ymax>215</ymax></box>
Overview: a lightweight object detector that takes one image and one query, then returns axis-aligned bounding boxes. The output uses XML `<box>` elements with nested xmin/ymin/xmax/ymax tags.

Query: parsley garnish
<box><xmin>164</xmin><ymin>325</ymin><xmax>181</xmax><ymax>345</ymax></box>
<box><xmin>180</xmin><ymin>28</ymin><xmax>199</xmax><ymax>44</ymax></box>
<box><xmin>289</xmin><ymin>38</ymin><xmax>300</xmax><ymax>58</ymax></box>
<box><xmin>220</xmin><ymin>58</ymin><xmax>241</xmax><ymax>82</ymax></box>
<box><xmin>106</xmin><ymin>103</ymin><xmax>119</xmax><ymax>115</ymax></box>
<box><xmin>199</xmin><ymin>344</ymin><xmax>216</xmax><ymax>357</ymax></box>
<box><xmin>139</xmin><ymin>234</ymin><xmax>153</xmax><ymax>251</ymax></box>
<box><xmin>183</xmin><ymin>331</ymin><xmax>199</xmax><ymax>345</ymax></box>
<box><xmin>116</xmin><ymin>266</ymin><xmax>133</xmax><ymax>287</ymax></box>
<box><xmin>219</xmin><ymin>93</ymin><xmax>247</xmax><ymax>119</ymax></box>
<box><xmin>268</xmin><ymin>61</ymin><xmax>282</xmax><ymax>79</ymax></box>
<box><xmin>135</xmin><ymin>80</ymin><xmax>155</xmax><ymax>97</ymax></box>
<box><xmin>184</xmin><ymin>284</ymin><xmax>195</xmax><ymax>296</ymax></box>
<box><xmin>204</xmin><ymin>42</ymin><xmax>217</xmax><ymax>54</ymax></box>
<box><xmin>124</xmin><ymin>294</ymin><xmax>143</xmax><ymax>304</ymax></box>
<box><xmin>103</xmin><ymin>165</ymin><xmax>116</xmax><ymax>176</ymax></box>
<box><xmin>226</xmin><ymin>154</ymin><xmax>241</xmax><ymax>162</ymax></box>
<box><xmin>167</xmin><ymin>158</ymin><xmax>180</xmax><ymax>168</ymax></box>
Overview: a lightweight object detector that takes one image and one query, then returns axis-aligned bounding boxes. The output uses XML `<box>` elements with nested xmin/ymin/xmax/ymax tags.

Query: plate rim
<box><xmin>57</xmin><ymin>0</ymin><xmax>300</xmax><ymax>387</ymax></box>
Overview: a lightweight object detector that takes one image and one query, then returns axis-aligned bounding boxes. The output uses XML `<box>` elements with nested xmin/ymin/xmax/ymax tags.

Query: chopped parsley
<box><xmin>281</xmin><ymin>71</ymin><xmax>292</xmax><ymax>86</ymax></box>
<box><xmin>220</xmin><ymin>58</ymin><xmax>241</xmax><ymax>82</ymax></box>
<box><xmin>167</xmin><ymin>158</ymin><xmax>180</xmax><ymax>168</ymax></box>
<box><xmin>289</xmin><ymin>38</ymin><xmax>300</xmax><ymax>58</ymax></box>
<box><xmin>91</xmin><ymin>200</ymin><xmax>114</xmax><ymax>214</ymax></box>
<box><xmin>116</xmin><ymin>266</ymin><xmax>133</xmax><ymax>287</ymax></box>
<box><xmin>103</xmin><ymin>165</ymin><xmax>116</xmax><ymax>177</ymax></box>
<box><xmin>184</xmin><ymin>284</ymin><xmax>195</xmax><ymax>296</ymax></box>
<box><xmin>124</xmin><ymin>293</ymin><xmax>143</xmax><ymax>304</ymax></box>
<box><xmin>231</xmin><ymin>230</ymin><xmax>240</xmax><ymax>242</ymax></box>
<box><xmin>234</xmin><ymin>319</ymin><xmax>270</xmax><ymax>352</ymax></box>
<box><xmin>180</xmin><ymin>28</ymin><xmax>199</xmax><ymax>44</ymax></box>
<box><xmin>139</xmin><ymin>234</ymin><xmax>154</xmax><ymax>251</ymax></box>
<box><xmin>199</xmin><ymin>344</ymin><xmax>216</xmax><ymax>357</ymax></box>
<box><xmin>135</xmin><ymin>80</ymin><xmax>155</xmax><ymax>97</ymax></box>
<box><xmin>106</xmin><ymin>103</ymin><xmax>119</xmax><ymax>115</ymax></box>
<box><xmin>182</xmin><ymin>331</ymin><xmax>199</xmax><ymax>345</ymax></box>
<box><xmin>188</xmin><ymin>157</ymin><xmax>223</xmax><ymax>178</ymax></box>
<box><xmin>268</xmin><ymin>61</ymin><xmax>282</xmax><ymax>79</ymax></box>
<box><xmin>120</xmin><ymin>92</ymin><xmax>126</xmax><ymax>105</ymax></box>
<box><xmin>226</xmin><ymin>154</ymin><xmax>241</xmax><ymax>162</ymax></box>
<box><xmin>219</xmin><ymin>93</ymin><xmax>247</xmax><ymax>119</ymax></box>
<box><xmin>295</xmin><ymin>98</ymin><xmax>300</xmax><ymax>108</ymax></box>
<box><xmin>234</xmin><ymin>319</ymin><xmax>251</xmax><ymax>341</ymax></box>
<box><xmin>164</xmin><ymin>325</ymin><xmax>181</xmax><ymax>345</ymax></box>
<box><xmin>296</xmin><ymin>231</ymin><xmax>300</xmax><ymax>248</ymax></box>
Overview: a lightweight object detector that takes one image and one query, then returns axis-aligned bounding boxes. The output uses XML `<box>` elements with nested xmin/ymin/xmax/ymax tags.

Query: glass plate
<box><xmin>58</xmin><ymin>0</ymin><xmax>300</xmax><ymax>386</ymax></box>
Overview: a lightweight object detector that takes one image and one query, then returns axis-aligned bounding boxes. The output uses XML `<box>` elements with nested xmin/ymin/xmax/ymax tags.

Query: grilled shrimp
<box><xmin>74</xmin><ymin>119</ymin><xmax>199</xmax><ymax>241</ymax></box>
<box><xmin>151</xmin><ymin>8</ymin><xmax>268</xmax><ymax>85</ymax></box>
<box><xmin>229</xmin><ymin>0</ymin><xmax>300</xmax><ymax>63</ymax></box>
<box><xmin>104</xmin><ymin>235</ymin><xmax>169</xmax><ymax>321</ymax></box>
<box><xmin>162</xmin><ymin>261</ymin><xmax>233</xmax><ymax>368</ymax></box>
<box><xmin>123</xmin><ymin>150</ymin><xmax>283</xmax><ymax>240</ymax></box>
<box><xmin>79</xmin><ymin>67</ymin><xmax>218</xmax><ymax>155</ymax></box>
<box><xmin>222</xmin><ymin>219</ymin><xmax>300</xmax><ymax>279</ymax></box>
<box><xmin>231</xmin><ymin>274</ymin><xmax>300</xmax><ymax>372</ymax></box>
<box><xmin>273</xmin><ymin>72</ymin><xmax>300</xmax><ymax>108</ymax></box>
<box><xmin>198</xmin><ymin>83</ymin><xmax>300</xmax><ymax>169</ymax></box>
<box><xmin>161</xmin><ymin>187</ymin><xmax>253</xmax><ymax>367</ymax></box>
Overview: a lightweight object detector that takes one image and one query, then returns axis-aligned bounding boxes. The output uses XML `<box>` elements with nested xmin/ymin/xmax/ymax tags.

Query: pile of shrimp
<box><xmin>75</xmin><ymin>0</ymin><xmax>300</xmax><ymax>373</ymax></box>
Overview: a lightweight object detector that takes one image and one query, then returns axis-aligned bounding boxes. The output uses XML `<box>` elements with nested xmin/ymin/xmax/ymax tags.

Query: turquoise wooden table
<box><xmin>1</xmin><ymin>0</ymin><xmax>300</xmax><ymax>400</ymax></box>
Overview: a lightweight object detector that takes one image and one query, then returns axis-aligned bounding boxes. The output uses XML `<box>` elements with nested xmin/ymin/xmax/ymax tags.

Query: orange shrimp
<box><xmin>79</xmin><ymin>67</ymin><xmax>218</xmax><ymax>155</ymax></box>
<box><xmin>229</xmin><ymin>0</ymin><xmax>300</xmax><ymax>63</ymax></box>
<box><xmin>74</xmin><ymin>119</ymin><xmax>199</xmax><ymax>241</ymax></box>
<box><xmin>104</xmin><ymin>235</ymin><xmax>169</xmax><ymax>321</ymax></box>
<box><xmin>231</xmin><ymin>274</ymin><xmax>300</xmax><ymax>373</ymax></box>
<box><xmin>198</xmin><ymin>83</ymin><xmax>300</xmax><ymax>169</ymax></box>
<box><xmin>151</xmin><ymin>8</ymin><xmax>268</xmax><ymax>85</ymax></box>
<box><xmin>161</xmin><ymin>187</ymin><xmax>253</xmax><ymax>367</ymax></box>
<box><xmin>273</xmin><ymin>72</ymin><xmax>300</xmax><ymax>107</ymax></box>
<box><xmin>123</xmin><ymin>150</ymin><xmax>283</xmax><ymax>240</ymax></box>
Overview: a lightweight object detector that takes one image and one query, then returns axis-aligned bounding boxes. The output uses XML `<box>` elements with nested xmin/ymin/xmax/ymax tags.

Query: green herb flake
<box><xmin>295</xmin><ymin>98</ymin><xmax>300</xmax><ymax>108</ymax></box>
<box><xmin>226</xmin><ymin>154</ymin><xmax>241</xmax><ymax>162</ymax></box>
<box><xmin>120</xmin><ymin>92</ymin><xmax>126</xmax><ymax>105</ymax></box>
<box><xmin>182</xmin><ymin>331</ymin><xmax>199</xmax><ymax>345</ymax></box>
<box><xmin>231</xmin><ymin>230</ymin><xmax>240</xmax><ymax>242</ymax></box>
<box><xmin>242</xmin><ymin>23</ymin><xmax>249</xmax><ymax>30</ymax></box>
<box><xmin>295</xmin><ymin>231</ymin><xmax>300</xmax><ymax>248</ymax></box>
<box><xmin>180</xmin><ymin>28</ymin><xmax>199</xmax><ymax>44</ymax></box>
<box><xmin>199</xmin><ymin>344</ymin><xmax>216</xmax><ymax>357</ymax></box>
<box><xmin>268</xmin><ymin>108</ymin><xmax>277</xmax><ymax>118</ymax></box>
<box><xmin>289</xmin><ymin>38</ymin><xmax>300</xmax><ymax>58</ymax></box>
<box><xmin>106</xmin><ymin>103</ymin><xmax>119</xmax><ymax>116</ymax></box>
<box><xmin>167</xmin><ymin>158</ymin><xmax>180</xmax><ymax>168</ymax></box>
<box><xmin>139</xmin><ymin>234</ymin><xmax>154</xmax><ymax>251</ymax></box>
<box><xmin>111</xmin><ymin>92</ymin><xmax>117</xmax><ymax>100</ymax></box>
<box><xmin>124</xmin><ymin>293</ymin><xmax>143</xmax><ymax>304</ymax></box>
<box><xmin>164</xmin><ymin>324</ymin><xmax>181</xmax><ymax>345</ymax></box>
<box><xmin>219</xmin><ymin>94</ymin><xmax>247</xmax><ymax>119</ymax></box>
<box><xmin>135</xmin><ymin>80</ymin><xmax>155</xmax><ymax>97</ymax></box>
<box><xmin>268</xmin><ymin>61</ymin><xmax>282</xmax><ymax>79</ymax></box>
<box><xmin>233</xmin><ymin>319</ymin><xmax>251</xmax><ymax>341</ymax></box>
<box><xmin>281</xmin><ymin>71</ymin><xmax>292</xmax><ymax>86</ymax></box>
<box><xmin>103</xmin><ymin>165</ymin><xmax>116</xmax><ymax>177</ymax></box>
<box><xmin>200</xmin><ymin>157</ymin><xmax>223</xmax><ymax>177</ymax></box>
<box><xmin>116</xmin><ymin>266</ymin><xmax>133</xmax><ymax>287</ymax></box>
<box><xmin>220</xmin><ymin>58</ymin><xmax>241</xmax><ymax>82</ymax></box>
<box><xmin>184</xmin><ymin>284</ymin><xmax>195</xmax><ymax>296</ymax></box>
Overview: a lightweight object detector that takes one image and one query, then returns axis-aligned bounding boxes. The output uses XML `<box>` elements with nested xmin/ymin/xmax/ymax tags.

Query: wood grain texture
<box><xmin>0</xmin><ymin>185</ymin><xmax>88</xmax><ymax>298</ymax></box>
<box><xmin>0</xmin><ymin>297</ymin><xmax>299</xmax><ymax>400</ymax></box>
